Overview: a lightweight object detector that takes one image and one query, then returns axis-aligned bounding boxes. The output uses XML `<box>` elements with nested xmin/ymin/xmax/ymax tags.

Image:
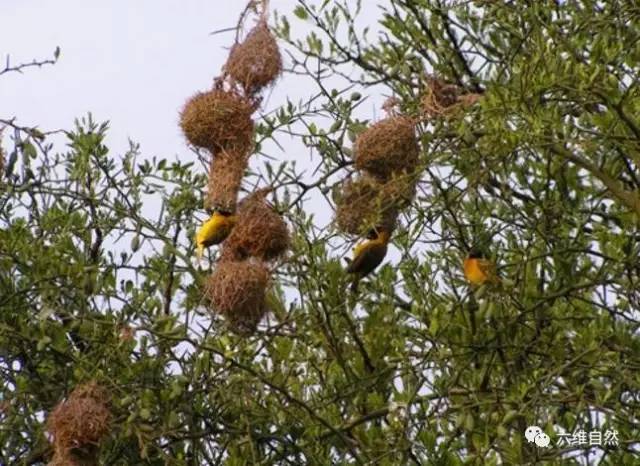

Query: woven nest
<box><xmin>225</xmin><ymin>20</ymin><xmax>282</xmax><ymax>95</ymax></box>
<box><xmin>204</xmin><ymin>259</ymin><xmax>270</xmax><ymax>333</ymax></box>
<box><xmin>49</xmin><ymin>446</ymin><xmax>98</xmax><ymax>466</ymax></box>
<box><xmin>354</xmin><ymin>116</ymin><xmax>419</xmax><ymax>180</ymax></box>
<box><xmin>335</xmin><ymin>174</ymin><xmax>410</xmax><ymax>235</ymax></box>
<box><xmin>381</xmin><ymin>169</ymin><xmax>419</xmax><ymax>210</ymax></box>
<box><xmin>421</xmin><ymin>77</ymin><xmax>480</xmax><ymax>118</ymax></box>
<box><xmin>46</xmin><ymin>382</ymin><xmax>111</xmax><ymax>452</ymax></box>
<box><xmin>205</xmin><ymin>150</ymin><xmax>248</xmax><ymax>213</ymax></box>
<box><xmin>222</xmin><ymin>189</ymin><xmax>289</xmax><ymax>261</ymax></box>
<box><xmin>180</xmin><ymin>89</ymin><xmax>254</xmax><ymax>154</ymax></box>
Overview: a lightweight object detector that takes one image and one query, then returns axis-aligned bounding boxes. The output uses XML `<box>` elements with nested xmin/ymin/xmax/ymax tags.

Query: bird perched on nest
<box><xmin>195</xmin><ymin>211</ymin><xmax>237</xmax><ymax>262</ymax></box>
<box><xmin>463</xmin><ymin>247</ymin><xmax>500</xmax><ymax>286</ymax></box>
<box><xmin>345</xmin><ymin>228</ymin><xmax>391</xmax><ymax>292</ymax></box>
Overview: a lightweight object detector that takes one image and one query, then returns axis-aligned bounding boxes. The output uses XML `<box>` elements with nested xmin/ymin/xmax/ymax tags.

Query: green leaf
<box><xmin>293</xmin><ymin>6</ymin><xmax>308</xmax><ymax>20</ymax></box>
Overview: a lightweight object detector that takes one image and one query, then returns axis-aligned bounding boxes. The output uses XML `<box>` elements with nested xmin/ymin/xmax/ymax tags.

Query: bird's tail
<box><xmin>196</xmin><ymin>243</ymin><xmax>204</xmax><ymax>264</ymax></box>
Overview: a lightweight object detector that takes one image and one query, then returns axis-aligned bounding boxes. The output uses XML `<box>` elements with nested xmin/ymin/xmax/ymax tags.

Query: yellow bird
<box><xmin>195</xmin><ymin>212</ymin><xmax>237</xmax><ymax>262</ymax></box>
<box><xmin>346</xmin><ymin>229</ymin><xmax>391</xmax><ymax>292</ymax></box>
<box><xmin>463</xmin><ymin>247</ymin><xmax>500</xmax><ymax>286</ymax></box>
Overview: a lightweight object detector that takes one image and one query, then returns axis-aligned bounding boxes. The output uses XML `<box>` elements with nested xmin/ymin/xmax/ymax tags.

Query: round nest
<box><xmin>222</xmin><ymin>190</ymin><xmax>289</xmax><ymax>261</ymax></box>
<box><xmin>354</xmin><ymin>115</ymin><xmax>419</xmax><ymax>180</ymax></box>
<box><xmin>205</xmin><ymin>150</ymin><xmax>248</xmax><ymax>213</ymax></box>
<box><xmin>204</xmin><ymin>259</ymin><xmax>270</xmax><ymax>333</ymax></box>
<box><xmin>380</xmin><ymin>169</ymin><xmax>420</xmax><ymax>211</ymax></box>
<box><xmin>335</xmin><ymin>174</ymin><xmax>416</xmax><ymax>235</ymax></box>
<box><xmin>180</xmin><ymin>89</ymin><xmax>254</xmax><ymax>154</ymax></box>
<box><xmin>421</xmin><ymin>77</ymin><xmax>480</xmax><ymax>117</ymax></box>
<box><xmin>46</xmin><ymin>382</ymin><xmax>111</xmax><ymax>451</ymax></box>
<box><xmin>225</xmin><ymin>20</ymin><xmax>282</xmax><ymax>95</ymax></box>
<box><xmin>49</xmin><ymin>446</ymin><xmax>99</xmax><ymax>466</ymax></box>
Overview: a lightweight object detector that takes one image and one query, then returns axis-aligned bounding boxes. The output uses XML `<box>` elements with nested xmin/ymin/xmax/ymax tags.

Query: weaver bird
<box><xmin>346</xmin><ymin>229</ymin><xmax>391</xmax><ymax>292</ymax></box>
<box><xmin>195</xmin><ymin>211</ymin><xmax>237</xmax><ymax>262</ymax></box>
<box><xmin>463</xmin><ymin>247</ymin><xmax>500</xmax><ymax>286</ymax></box>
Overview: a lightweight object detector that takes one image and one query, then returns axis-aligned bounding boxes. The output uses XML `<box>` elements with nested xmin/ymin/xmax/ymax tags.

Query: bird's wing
<box><xmin>477</xmin><ymin>258</ymin><xmax>499</xmax><ymax>281</ymax></box>
<box><xmin>346</xmin><ymin>251</ymin><xmax>366</xmax><ymax>273</ymax></box>
<box><xmin>346</xmin><ymin>243</ymin><xmax>387</xmax><ymax>275</ymax></box>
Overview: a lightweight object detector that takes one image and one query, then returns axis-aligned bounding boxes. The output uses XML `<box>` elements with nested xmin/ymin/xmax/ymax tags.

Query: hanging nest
<box><xmin>46</xmin><ymin>382</ymin><xmax>111</xmax><ymax>454</ymax></box>
<box><xmin>420</xmin><ymin>77</ymin><xmax>481</xmax><ymax>118</ymax></box>
<box><xmin>204</xmin><ymin>258</ymin><xmax>270</xmax><ymax>333</ymax></box>
<box><xmin>180</xmin><ymin>89</ymin><xmax>254</xmax><ymax>154</ymax></box>
<box><xmin>354</xmin><ymin>115</ymin><xmax>420</xmax><ymax>180</ymax></box>
<box><xmin>48</xmin><ymin>446</ymin><xmax>99</xmax><ymax>466</ymax></box>
<box><xmin>205</xmin><ymin>150</ymin><xmax>248</xmax><ymax>213</ymax></box>
<box><xmin>222</xmin><ymin>189</ymin><xmax>289</xmax><ymax>261</ymax></box>
<box><xmin>380</xmin><ymin>169</ymin><xmax>420</xmax><ymax>211</ymax></box>
<box><xmin>335</xmin><ymin>174</ymin><xmax>404</xmax><ymax>235</ymax></box>
<box><xmin>225</xmin><ymin>19</ymin><xmax>282</xmax><ymax>95</ymax></box>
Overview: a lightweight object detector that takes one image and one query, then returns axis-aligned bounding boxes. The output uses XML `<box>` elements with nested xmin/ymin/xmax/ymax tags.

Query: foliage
<box><xmin>1</xmin><ymin>1</ymin><xmax>640</xmax><ymax>465</ymax></box>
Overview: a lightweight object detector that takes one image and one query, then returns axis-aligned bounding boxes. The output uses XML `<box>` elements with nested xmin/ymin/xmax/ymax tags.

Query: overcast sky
<box><xmin>1</xmin><ymin>1</ymin><xmax>303</xmax><ymax>158</ymax></box>
<box><xmin>2</xmin><ymin>2</ymin><xmax>401</xmax><ymax>273</ymax></box>
<box><xmin>1</xmin><ymin>1</ymin><xmax>389</xmax><ymax>226</ymax></box>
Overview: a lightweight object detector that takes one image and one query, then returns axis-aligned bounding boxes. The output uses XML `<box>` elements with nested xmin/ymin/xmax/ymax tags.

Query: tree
<box><xmin>1</xmin><ymin>1</ymin><xmax>639</xmax><ymax>465</ymax></box>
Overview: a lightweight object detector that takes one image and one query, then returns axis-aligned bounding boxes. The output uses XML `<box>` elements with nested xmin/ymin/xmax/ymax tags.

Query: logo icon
<box><xmin>525</xmin><ymin>425</ymin><xmax>551</xmax><ymax>448</ymax></box>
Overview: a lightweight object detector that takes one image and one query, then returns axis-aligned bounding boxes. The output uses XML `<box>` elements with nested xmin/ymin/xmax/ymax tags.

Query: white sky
<box><xmin>1</xmin><ymin>1</ymin><xmax>305</xmax><ymax>160</ymax></box>
<box><xmin>0</xmin><ymin>0</ymin><xmax>318</xmax><ymax>158</ymax></box>
<box><xmin>0</xmin><ymin>0</ymin><xmax>387</xmax><ymax>230</ymax></box>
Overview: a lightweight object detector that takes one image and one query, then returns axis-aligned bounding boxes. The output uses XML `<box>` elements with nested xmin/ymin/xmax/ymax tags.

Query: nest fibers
<box><xmin>335</xmin><ymin>172</ymin><xmax>418</xmax><ymax>235</ymax></box>
<box><xmin>354</xmin><ymin>116</ymin><xmax>419</xmax><ymax>180</ymax></box>
<box><xmin>205</xmin><ymin>150</ymin><xmax>249</xmax><ymax>213</ymax></box>
<box><xmin>222</xmin><ymin>189</ymin><xmax>289</xmax><ymax>261</ymax></box>
<box><xmin>421</xmin><ymin>77</ymin><xmax>481</xmax><ymax>118</ymax></box>
<box><xmin>225</xmin><ymin>19</ymin><xmax>282</xmax><ymax>95</ymax></box>
<box><xmin>205</xmin><ymin>259</ymin><xmax>269</xmax><ymax>333</ymax></box>
<box><xmin>180</xmin><ymin>89</ymin><xmax>254</xmax><ymax>155</ymax></box>
<box><xmin>46</xmin><ymin>382</ymin><xmax>111</xmax><ymax>460</ymax></box>
<box><xmin>49</xmin><ymin>447</ymin><xmax>99</xmax><ymax>466</ymax></box>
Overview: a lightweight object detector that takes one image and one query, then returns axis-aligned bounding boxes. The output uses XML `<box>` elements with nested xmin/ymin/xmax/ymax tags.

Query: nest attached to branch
<box><xmin>225</xmin><ymin>19</ymin><xmax>282</xmax><ymax>95</ymax></box>
<box><xmin>46</xmin><ymin>382</ymin><xmax>111</xmax><ymax>459</ymax></box>
<box><xmin>205</xmin><ymin>150</ymin><xmax>249</xmax><ymax>213</ymax></box>
<box><xmin>205</xmin><ymin>258</ymin><xmax>270</xmax><ymax>333</ymax></box>
<box><xmin>222</xmin><ymin>189</ymin><xmax>289</xmax><ymax>261</ymax></box>
<box><xmin>354</xmin><ymin>115</ymin><xmax>419</xmax><ymax>180</ymax></box>
<box><xmin>180</xmin><ymin>89</ymin><xmax>255</xmax><ymax>155</ymax></box>
<box><xmin>48</xmin><ymin>446</ymin><xmax>99</xmax><ymax>466</ymax></box>
<box><xmin>335</xmin><ymin>174</ymin><xmax>417</xmax><ymax>235</ymax></box>
<box><xmin>420</xmin><ymin>77</ymin><xmax>481</xmax><ymax>118</ymax></box>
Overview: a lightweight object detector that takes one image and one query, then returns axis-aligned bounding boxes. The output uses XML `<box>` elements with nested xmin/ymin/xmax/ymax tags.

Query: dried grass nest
<box><xmin>204</xmin><ymin>258</ymin><xmax>270</xmax><ymax>333</ymax></box>
<box><xmin>205</xmin><ymin>150</ymin><xmax>249</xmax><ymax>213</ymax></box>
<box><xmin>180</xmin><ymin>89</ymin><xmax>255</xmax><ymax>154</ymax></box>
<box><xmin>225</xmin><ymin>19</ymin><xmax>282</xmax><ymax>95</ymax></box>
<box><xmin>49</xmin><ymin>446</ymin><xmax>99</xmax><ymax>466</ymax></box>
<box><xmin>46</xmin><ymin>382</ymin><xmax>111</xmax><ymax>456</ymax></box>
<box><xmin>222</xmin><ymin>189</ymin><xmax>289</xmax><ymax>261</ymax></box>
<box><xmin>421</xmin><ymin>77</ymin><xmax>481</xmax><ymax>118</ymax></box>
<box><xmin>335</xmin><ymin>172</ymin><xmax>418</xmax><ymax>235</ymax></box>
<box><xmin>354</xmin><ymin>115</ymin><xmax>420</xmax><ymax>180</ymax></box>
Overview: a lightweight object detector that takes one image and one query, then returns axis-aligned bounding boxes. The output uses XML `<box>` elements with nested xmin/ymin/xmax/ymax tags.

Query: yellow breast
<box><xmin>197</xmin><ymin>215</ymin><xmax>236</xmax><ymax>247</ymax></box>
<box><xmin>464</xmin><ymin>258</ymin><xmax>488</xmax><ymax>285</ymax></box>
